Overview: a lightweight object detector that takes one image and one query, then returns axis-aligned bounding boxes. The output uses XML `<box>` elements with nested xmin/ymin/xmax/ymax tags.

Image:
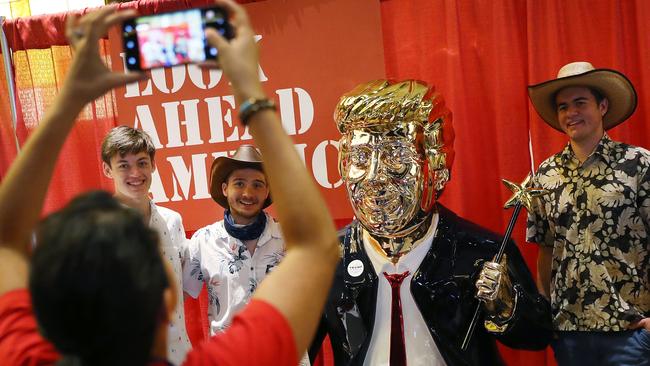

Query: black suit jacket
<box><xmin>310</xmin><ymin>204</ymin><xmax>552</xmax><ymax>366</ymax></box>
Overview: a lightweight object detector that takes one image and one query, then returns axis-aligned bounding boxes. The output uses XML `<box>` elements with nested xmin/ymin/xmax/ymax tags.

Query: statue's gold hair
<box><xmin>335</xmin><ymin>80</ymin><xmax>445</xmax><ymax>133</ymax></box>
<box><xmin>335</xmin><ymin>79</ymin><xmax>455</xmax><ymax>191</ymax></box>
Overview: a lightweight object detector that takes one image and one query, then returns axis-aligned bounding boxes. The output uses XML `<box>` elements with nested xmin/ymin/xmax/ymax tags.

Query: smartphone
<box><xmin>122</xmin><ymin>6</ymin><xmax>234</xmax><ymax>71</ymax></box>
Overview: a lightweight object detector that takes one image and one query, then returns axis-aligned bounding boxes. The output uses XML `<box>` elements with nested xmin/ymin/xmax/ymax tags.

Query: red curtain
<box><xmin>3</xmin><ymin>1</ymin><xmax>650</xmax><ymax>365</ymax></box>
<box><xmin>380</xmin><ymin>0</ymin><xmax>650</xmax><ymax>365</ymax></box>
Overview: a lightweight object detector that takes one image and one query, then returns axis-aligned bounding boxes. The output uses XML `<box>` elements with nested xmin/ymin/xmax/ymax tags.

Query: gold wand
<box><xmin>460</xmin><ymin>173</ymin><xmax>547</xmax><ymax>351</ymax></box>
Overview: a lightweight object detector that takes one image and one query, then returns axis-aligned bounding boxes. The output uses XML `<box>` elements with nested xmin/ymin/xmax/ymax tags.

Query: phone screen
<box><xmin>122</xmin><ymin>7</ymin><xmax>232</xmax><ymax>71</ymax></box>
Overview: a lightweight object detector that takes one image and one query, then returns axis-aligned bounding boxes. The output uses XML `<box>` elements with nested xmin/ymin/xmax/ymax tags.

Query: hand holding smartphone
<box><xmin>122</xmin><ymin>6</ymin><xmax>234</xmax><ymax>71</ymax></box>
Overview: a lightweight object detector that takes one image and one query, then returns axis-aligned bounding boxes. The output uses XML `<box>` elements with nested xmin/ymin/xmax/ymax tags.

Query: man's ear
<box><xmin>222</xmin><ymin>182</ymin><xmax>228</xmax><ymax>198</ymax></box>
<box><xmin>151</xmin><ymin>158</ymin><xmax>156</xmax><ymax>172</ymax></box>
<box><xmin>599</xmin><ymin>97</ymin><xmax>609</xmax><ymax>117</ymax></box>
<box><xmin>102</xmin><ymin>162</ymin><xmax>113</xmax><ymax>179</ymax></box>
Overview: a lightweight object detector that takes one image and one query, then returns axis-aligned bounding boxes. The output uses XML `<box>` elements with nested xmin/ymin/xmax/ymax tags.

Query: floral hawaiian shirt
<box><xmin>527</xmin><ymin>134</ymin><xmax>650</xmax><ymax>331</ymax></box>
<box><xmin>182</xmin><ymin>212</ymin><xmax>284</xmax><ymax>336</ymax></box>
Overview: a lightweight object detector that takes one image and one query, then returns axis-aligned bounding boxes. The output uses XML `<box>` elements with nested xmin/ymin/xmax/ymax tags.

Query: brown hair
<box><xmin>101</xmin><ymin>126</ymin><xmax>156</xmax><ymax>165</ymax></box>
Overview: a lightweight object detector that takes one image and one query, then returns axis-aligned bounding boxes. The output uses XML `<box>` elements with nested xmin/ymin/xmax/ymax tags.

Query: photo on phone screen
<box><xmin>122</xmin><ymin>6</ymin><xmax>234</xmax><ymax>71</ymax></box>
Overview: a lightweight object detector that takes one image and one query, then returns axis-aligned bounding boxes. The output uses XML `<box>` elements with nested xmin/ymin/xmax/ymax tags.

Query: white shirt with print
<box><xmin>182</xmin><ymin>212</ymin><xmax>285</xmax><ymax>335</ymax></box>
<box><xmin>149</xmin><ymin>203</ymin><xmax>192</xmax><ymax>365</ymax></box>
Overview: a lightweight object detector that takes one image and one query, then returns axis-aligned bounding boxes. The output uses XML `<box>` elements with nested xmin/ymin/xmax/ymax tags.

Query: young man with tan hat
<box><xmin>527</xmin><ymin>62</ymin><xmax>650</xmax><ymax>365</ymax></box>
<box><xmin>182</xmin><ymin>145</ymin><xmax>284</xmax><ymax>335</ymax></box>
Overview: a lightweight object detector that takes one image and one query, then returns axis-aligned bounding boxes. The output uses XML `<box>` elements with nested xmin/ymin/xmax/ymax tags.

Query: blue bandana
<box><xmin>223</xmin><ymin>210</ymin><xmax>267</xmax><ymax>241</ymax></box>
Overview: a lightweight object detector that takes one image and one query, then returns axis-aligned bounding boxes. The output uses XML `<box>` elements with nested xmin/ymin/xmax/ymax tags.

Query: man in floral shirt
<box><xmin>527</xmin><ymin>61</ymin><xmax>650</xmax><ymax>365</ymax></box>
<box><xmin>182</xmin><ymin>145</ymin><xmax>284</xmax><ymax>335</ymax></box>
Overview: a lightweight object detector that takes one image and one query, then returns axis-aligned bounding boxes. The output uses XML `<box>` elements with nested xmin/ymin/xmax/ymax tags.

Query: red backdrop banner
<box><xmin>107</xmin><ymin>0</ymin><xmax>384</xmax><ymax>230</ymax></box>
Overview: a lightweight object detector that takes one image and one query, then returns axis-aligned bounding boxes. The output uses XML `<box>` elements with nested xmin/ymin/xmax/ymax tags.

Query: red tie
<box><xmin>383</xmin><ymin>271</ymin><xmax>411</xmax><ymax>366</ymax></box>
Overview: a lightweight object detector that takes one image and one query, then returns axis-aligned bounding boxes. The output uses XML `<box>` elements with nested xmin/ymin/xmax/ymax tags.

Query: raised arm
<box><xmin>205</xmin><ymin>0</ymin><xmax>339</xmax><ymax>360</ymax></box>
<box><xmin>0</xmin><ymin>7</ymin><xmax>145</xmax><ymax>296</ymax></box>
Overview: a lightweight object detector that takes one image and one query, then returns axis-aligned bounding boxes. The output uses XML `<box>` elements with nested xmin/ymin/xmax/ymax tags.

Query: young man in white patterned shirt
<box><xmin>101</xmin><ymin>126</ymin><xmax>192</xmax><ymax>364</ymax></box>
<box><xmin>183</xmin><ymin>145</ymin><xmax>315</xmax><ymax>366</ymax></box>
<box><xmin>182</xmin><ymin>145</ymin><xmax>285</xmax><ymax>335</ymax></box>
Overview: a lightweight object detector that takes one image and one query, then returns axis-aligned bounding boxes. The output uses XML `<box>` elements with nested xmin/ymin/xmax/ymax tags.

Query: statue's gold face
<box><xmin>340</xmin><ymin>122</ymin><xmax>427</xmax><ymax>236</ymax></box>
<box><xmin>335</xmin><ymin>80</ymin><xmax>453</xmax><ymax>250</ymax></box>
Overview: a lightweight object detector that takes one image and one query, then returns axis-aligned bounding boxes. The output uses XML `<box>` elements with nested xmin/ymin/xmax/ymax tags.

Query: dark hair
<box><xmin>101</xmin><ymin>126</ymin><xmax>156</xmax><ymax>165</ymax></box>
<box><xmin>588</xmin><ymin>87</ymin><xmax>606</xmax><ymax>104</ymax></box>
<box><xmin>29</xmin><ymin>191</ymin><xmax>168</xmax><ymax>366</ymax></box>
<box><xmin>553</xmin><ymin>86</ymin><xmax>607</xmax><ymax>107</ymax></box>
<box><xmin>225</xmin><ymin>166</ymin><xmax>267</xmax><ymax>184</ymax></box>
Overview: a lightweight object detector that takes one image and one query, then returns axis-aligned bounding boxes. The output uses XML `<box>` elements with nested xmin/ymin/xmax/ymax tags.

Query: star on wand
<box><xmin>460</xmin><ymin>173</ymin><xmax>547</xmax><ymax>351</ymax></box>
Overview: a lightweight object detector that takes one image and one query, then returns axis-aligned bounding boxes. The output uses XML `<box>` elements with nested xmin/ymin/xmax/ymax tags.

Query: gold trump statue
<box><xmin>309</xmin><ymin>80</ymin><xmax>552</xmax><ymax>366</ymax></box>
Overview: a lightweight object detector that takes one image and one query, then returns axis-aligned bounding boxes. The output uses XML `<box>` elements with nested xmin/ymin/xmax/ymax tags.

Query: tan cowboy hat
<box><xmin>209</xmin><ymin>145</ymin><xmax>271</xmax><ymax>209</ymax></box>
<box><xmin>528</xmin><ymin>61</ymin><xmax>637</xmax><ymax>131</ymax></box>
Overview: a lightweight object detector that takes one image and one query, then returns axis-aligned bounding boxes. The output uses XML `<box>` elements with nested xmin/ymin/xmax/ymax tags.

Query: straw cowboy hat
<box><xmin>209</xmin><ymin>145</ymin><xmax>271</xmax><ymax>209</ymax></box>
<box><xmin>528</xmin><ymin>61</ymin><xmax>637</xmax><ymax>131</ymax></box>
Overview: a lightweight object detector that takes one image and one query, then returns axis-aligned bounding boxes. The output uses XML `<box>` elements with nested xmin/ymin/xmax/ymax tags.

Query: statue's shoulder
<box><xmin>437</xmin><ymin>204</ymin><xmax>505</xmax><ymax>251</ymax></box>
